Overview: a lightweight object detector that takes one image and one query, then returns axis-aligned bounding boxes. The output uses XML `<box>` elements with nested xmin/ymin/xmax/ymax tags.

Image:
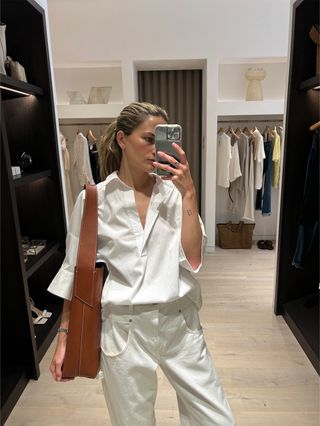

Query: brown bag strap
<box><xmin>74</xmin><ymin>184</ymin><xmax>98</xmax><ymax>305</ymax></box>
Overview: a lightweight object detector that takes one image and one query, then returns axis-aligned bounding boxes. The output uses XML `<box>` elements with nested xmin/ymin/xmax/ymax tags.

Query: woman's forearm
<box><xmin>57</xmin><ymin>299</ymin><xmax>71</xmax><ymax>345</ymax></box>
<box><xmin>181</xmin><ymin>189</ymin><xmax>202</xmax><ymax>270</ymax></box>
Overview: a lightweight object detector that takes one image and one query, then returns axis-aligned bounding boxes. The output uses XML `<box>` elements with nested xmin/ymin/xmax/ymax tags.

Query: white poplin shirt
<box><xmin>47</xmin><ymin>171</ymin><xmax>207</xmax><ymax>310</ymax></box>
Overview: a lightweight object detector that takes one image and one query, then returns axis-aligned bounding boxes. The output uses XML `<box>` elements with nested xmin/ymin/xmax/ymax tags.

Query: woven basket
<box><xmin>217</xmin><ymin>221</ymin><xmax>255</xmax><ymax>249</ymax></box>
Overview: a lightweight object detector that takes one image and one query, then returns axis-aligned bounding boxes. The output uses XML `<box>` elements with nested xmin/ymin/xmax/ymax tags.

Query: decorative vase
<box><xmin>87</xmin><ymin>86</ymin><xmax>112</xmax><ymax>104</ymax></box>
<box><xmin>245</xmin><ymin>68</ymin><xmax>266</xmax><ymax>101</ymax></box>
<box><xmin>67</xmin><ymin>91</ymin><xmax>86</xmax><ymax>104</ymax></box>
<box><xmin>0</xmin><ymin>23</ymin><xmax>7</xmax><ymax>75</ymax></box>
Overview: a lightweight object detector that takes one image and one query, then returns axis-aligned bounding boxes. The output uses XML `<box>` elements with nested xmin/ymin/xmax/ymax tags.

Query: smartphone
<box><xmin>155</xmin><ymin>124</ymin><xmax>182</xmax><ymax>176</ymax></box>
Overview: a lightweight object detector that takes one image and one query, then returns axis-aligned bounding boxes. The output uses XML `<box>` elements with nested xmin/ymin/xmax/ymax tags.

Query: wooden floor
<box><xmin>6</xmin><ymin>247</ymin><xmax>319</xmax><ymax>425</ymax></box>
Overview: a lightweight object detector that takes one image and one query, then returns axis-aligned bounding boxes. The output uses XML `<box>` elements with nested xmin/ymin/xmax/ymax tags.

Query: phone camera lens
<box><xmin>167</xmin><ymin>127</ymin><xmax>180</xmax><ymax>140</ymax></box>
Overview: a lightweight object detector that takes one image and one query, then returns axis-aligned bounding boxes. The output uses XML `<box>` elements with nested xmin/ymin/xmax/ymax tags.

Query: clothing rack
<box><xmin>217</xmin><ymin>119</ymin><xmax>283</xmax><ymax>123</ymax></box>
<box><xmin>59</xmin><ymin>122</ymin><xmax>110</xmax><ymax>126</ymax></box>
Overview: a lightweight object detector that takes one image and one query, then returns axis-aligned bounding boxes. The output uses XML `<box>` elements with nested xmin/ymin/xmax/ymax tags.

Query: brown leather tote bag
<box><xmin>62</xmin><ymin>184</ymin><xmax>107</xmax><ymax>379</ymax></box>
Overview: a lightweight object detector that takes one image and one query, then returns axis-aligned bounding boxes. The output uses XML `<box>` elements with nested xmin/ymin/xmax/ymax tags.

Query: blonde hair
<box><xmin>99</xmin><ymin>102</ymin><xmax>168</xmax><ymax>180</ymax></box>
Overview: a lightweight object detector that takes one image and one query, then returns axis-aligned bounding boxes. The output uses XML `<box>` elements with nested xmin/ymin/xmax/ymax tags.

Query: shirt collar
<box><xmin>104</xmin><ymin>170</ymin><xmax>173</xmax><ymax>200</ymax></box>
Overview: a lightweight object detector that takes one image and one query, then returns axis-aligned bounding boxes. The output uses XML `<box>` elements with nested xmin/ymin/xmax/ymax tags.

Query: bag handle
<box><xmin>226</xmin><ymin>221</ymin><xmax>244</xmax><ymax>232</ymax></box>
<box><xmin>73</xmin><ymin>184</ymin><xmax>98</xmax><ymax>305</ymax></box>
<box><xmin>75</xmin><ymin>184</ymin><xmax>98</xmax><ymax>279</ymax></box>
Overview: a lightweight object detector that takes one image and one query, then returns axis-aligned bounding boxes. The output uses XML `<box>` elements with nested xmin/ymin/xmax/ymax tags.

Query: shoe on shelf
<box><xmin>32</xmin><ymin>314</ymin><xmax>48</xmax><ymax>325</ymax></box>
<box><xmin>29</xmin><ymin>297</ymin><xmax>52</xmax><ymax>320</ymax></box>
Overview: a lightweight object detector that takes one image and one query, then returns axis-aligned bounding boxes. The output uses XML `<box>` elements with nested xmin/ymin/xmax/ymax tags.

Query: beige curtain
<box><xmin>138</xmin><ymin>70</ymin><xmax>202</xmax><ymax>207</ymax></box>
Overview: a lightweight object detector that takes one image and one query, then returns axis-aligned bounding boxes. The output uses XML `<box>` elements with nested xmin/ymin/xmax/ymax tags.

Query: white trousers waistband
<box><xmin>102</xmin><ymin>294</ymin><xmax>195</xmax><ymax>316</ymax></box>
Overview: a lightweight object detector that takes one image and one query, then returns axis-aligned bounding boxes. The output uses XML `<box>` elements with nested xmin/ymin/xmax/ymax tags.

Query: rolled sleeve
<box><xmin>47</xmin><ymin>190</ymin><xmax>85</xmax><ymax>300</ymax></box>
<box><xmin>179</xmin><ymin>215</ymin><xmax>207</xmax><ymax>274</ymax></box>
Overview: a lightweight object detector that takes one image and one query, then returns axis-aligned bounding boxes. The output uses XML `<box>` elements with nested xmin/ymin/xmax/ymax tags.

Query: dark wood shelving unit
<box><xmin>274</xmin><ymin>0</ymin><xmax>319</xmax><ymax>374</ymax></box>
<box><xmin>1</xmin><ymin>1</ymin><xmax>67</xmax><ymax>424</ymax></box>
<box><xmin>0</xmin><ymin>366</ymin><xmax>28</xmax><ymax>424</ymax></box>
<box><xmin>283</xmin><ymin>293</ymin><xmax>319</xmax><ymax>370</ymax></box>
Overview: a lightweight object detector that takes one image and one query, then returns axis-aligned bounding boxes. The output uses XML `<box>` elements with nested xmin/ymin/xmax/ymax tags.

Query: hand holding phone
<box><xmin>155</xmin><ymin>124</ymin><xmax>182</xmax><ymax>176</ymax></box>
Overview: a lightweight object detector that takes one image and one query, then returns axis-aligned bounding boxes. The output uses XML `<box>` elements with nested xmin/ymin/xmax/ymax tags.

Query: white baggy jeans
<box><xmin>100</xmin><ymin>295</ymin><xmax>236</xmax><ymax>426</ymax></box>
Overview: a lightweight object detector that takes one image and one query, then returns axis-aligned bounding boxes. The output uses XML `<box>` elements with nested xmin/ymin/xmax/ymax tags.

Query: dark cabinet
<box><xmin>1</xmin><ymin>0</ymin><xmax>67</xmax><ymax>423</ymax></box>
<box><xmin>274</xmin><ymin>0</ymin><xmax>319</xmax><ymax>374</ymax></box>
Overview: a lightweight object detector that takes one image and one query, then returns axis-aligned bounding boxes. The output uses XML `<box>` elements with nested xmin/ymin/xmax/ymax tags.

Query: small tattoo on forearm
<box><xmin>186</xmin><ymin>209</ymin><xmax>193</xmax><ymax>216</ymax></box>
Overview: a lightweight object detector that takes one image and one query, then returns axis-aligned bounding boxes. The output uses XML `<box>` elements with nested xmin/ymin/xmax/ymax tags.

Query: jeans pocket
<box><xmin>179</xmin><ymin>303</ymin><xmax>203</xmax><ymax>334</ymax></box>
<box><xmin>101</xmin><ymin>315</ymin><xmax>133</xmax><ymax>357</ymax></box>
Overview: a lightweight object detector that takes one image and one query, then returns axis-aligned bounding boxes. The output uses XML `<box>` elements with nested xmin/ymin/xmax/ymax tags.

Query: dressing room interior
<box><xmin>1</xmin><ymin>0</ymin><xmax>319</xmax><ymax>425</ymax></box>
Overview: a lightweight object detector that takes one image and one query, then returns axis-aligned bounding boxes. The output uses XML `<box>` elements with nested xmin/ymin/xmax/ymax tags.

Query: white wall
<box><xmin>48</xmin><ymin>0</ymin><xmax>290</xmax><ymax>62</ymax></box>
<box><xmin>47</xmin><ymin>0</ymin><xmax>291</xmax><ymax>249</ymax></box>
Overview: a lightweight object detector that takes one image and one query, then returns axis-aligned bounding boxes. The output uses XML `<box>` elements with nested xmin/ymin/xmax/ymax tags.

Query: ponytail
<box><xmin>99</xmin><ymin>120</ymin><xmax>122</xmax><ymax>180</ymax></box>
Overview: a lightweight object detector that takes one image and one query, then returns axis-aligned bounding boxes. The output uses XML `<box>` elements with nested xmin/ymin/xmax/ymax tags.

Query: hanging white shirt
<box><xmin>60</xmin><ymin>132</ymin><xmax>74</xmax><ymax>219</ymax></box>
<box><xmin>73</xmin><ymin>132</ymin><xmax>94</xmax><ymax>187</ymax></box>
<box><xmin>217</xmin><ymin>133</ymin><xmax>232</xmax><ymax>188</ymax></box>
<box><xmin>47</xmin><ymin>171</ymin><xmax>207</xmax><ymax>310</ymax></box>
<box><xmin>252</xmin><ymin>128</ymin><xmax>266</xmax><ymax>190</ymax></box>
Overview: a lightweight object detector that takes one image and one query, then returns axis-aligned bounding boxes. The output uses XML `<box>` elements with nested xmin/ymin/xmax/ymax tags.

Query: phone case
<box><xmin>155</xmin><ymin>124</ymin><xmax>182</xmax><ymax>176</ymax></box>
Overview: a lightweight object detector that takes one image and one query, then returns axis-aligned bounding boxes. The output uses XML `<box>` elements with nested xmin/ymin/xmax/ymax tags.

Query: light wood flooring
<box><xmin>6</xmin><ymin>247</ymin><xmax>319</xmax><ymax>425</ymax></box>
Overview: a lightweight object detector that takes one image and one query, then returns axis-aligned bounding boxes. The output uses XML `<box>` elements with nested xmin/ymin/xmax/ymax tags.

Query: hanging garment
<box><xmin>272</xmin><ymin>129</ymin><xmax>281</xmax><ymax>188</ymax></box>
<box><xmin>217</xmin><ymin>132</ymin><xmax>232</xmax><ymax>188</ymax></box>
<box><xmin>88</xmin><ymin>143</ymin><xmax>101</xmax><ymax>184</ymax></box>
<box><xmin>252</xmin><ymin>128</ymin><xmax>266</xmax><ymax>190</ymax></box>
<box><xmin>73</xmin><ymin>132</ymin><xmax>95</xmax><ymax>187</ymax></box>
<box><xmin>228</xmin><ymin>133</ymin><xmax>249</xmax><ymax>214</ymax></box>
<box><xmin>234</xmin><ymin>132</ymin><xmax>248</xmax><ymax>192</ymax></box>
<box><xmin>229</xmin><ymin>136</ymin><xmax>242</xmax><ymax>183</ymax></box>
<box><xmin>64</xmin><ymin>136</ymin><xmax>82</xmax><ymax>202</ymax></box>
<box><xmin>60</xmin><ymin>132</ymin><xmax>74</xmax><ymax>218</ymax></box>
<box><xmin>242</xmin><ymin>138</ymin><xmax>255</xmax><ymax>222</ymax></box>
<box><xmin>255</xmin><ymin>138</ymin><xmax>273</xmax><ymax>215</ymax></box>
<box><xmin>292</xmin><ymin>130</ymin><xmax>319</xmax><ymax>269</ymax></box>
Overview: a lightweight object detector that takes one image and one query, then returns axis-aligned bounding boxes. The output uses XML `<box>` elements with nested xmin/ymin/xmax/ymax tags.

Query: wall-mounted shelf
<box><xmin>34</xmin><ymin>302</ymin><xmax>63</xmax><ymax>360</ymax></box>
<box><xmin>299</xmin><ymin>75</ymin><xmax>320</xmax><ymax>91</ymax></box>
<box><xmin>216</xmin><ymin>99</ymin><xmax>285</xmax><ymax>116</ymax></box>
<box><xmin>54</xmin><ymin>64</ymin><xmax>123</xmax><ymax>106</ymax></box>
<box><xmin>57</xmin><ymin>103</ymin><xmax>124</xmax><ymax>120</ymax></box>
<box><xmin>0</xmin><ymin>74</ymin><xmax>43</xmax><ymax>98</ymax></box>
<box><xmin>218</xmin><ymin>58</ymin><xmax>287</xmax><ymax>104</ymax></box>
<box><xmin>13</xmin><ymin>169</ymin><xmax>52</xmax><ymax>187</ymax></box>
<box><xmin>25</xmin><ymin>241</ymin><xmax>60</xmax><ymax>279</ymax></box>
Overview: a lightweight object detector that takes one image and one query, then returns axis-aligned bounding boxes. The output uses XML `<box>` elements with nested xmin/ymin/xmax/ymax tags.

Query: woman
<box><xmin>48</xmin><ymin>102</ymin><xmax>235</xmax><ymax>426</ymax></box>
